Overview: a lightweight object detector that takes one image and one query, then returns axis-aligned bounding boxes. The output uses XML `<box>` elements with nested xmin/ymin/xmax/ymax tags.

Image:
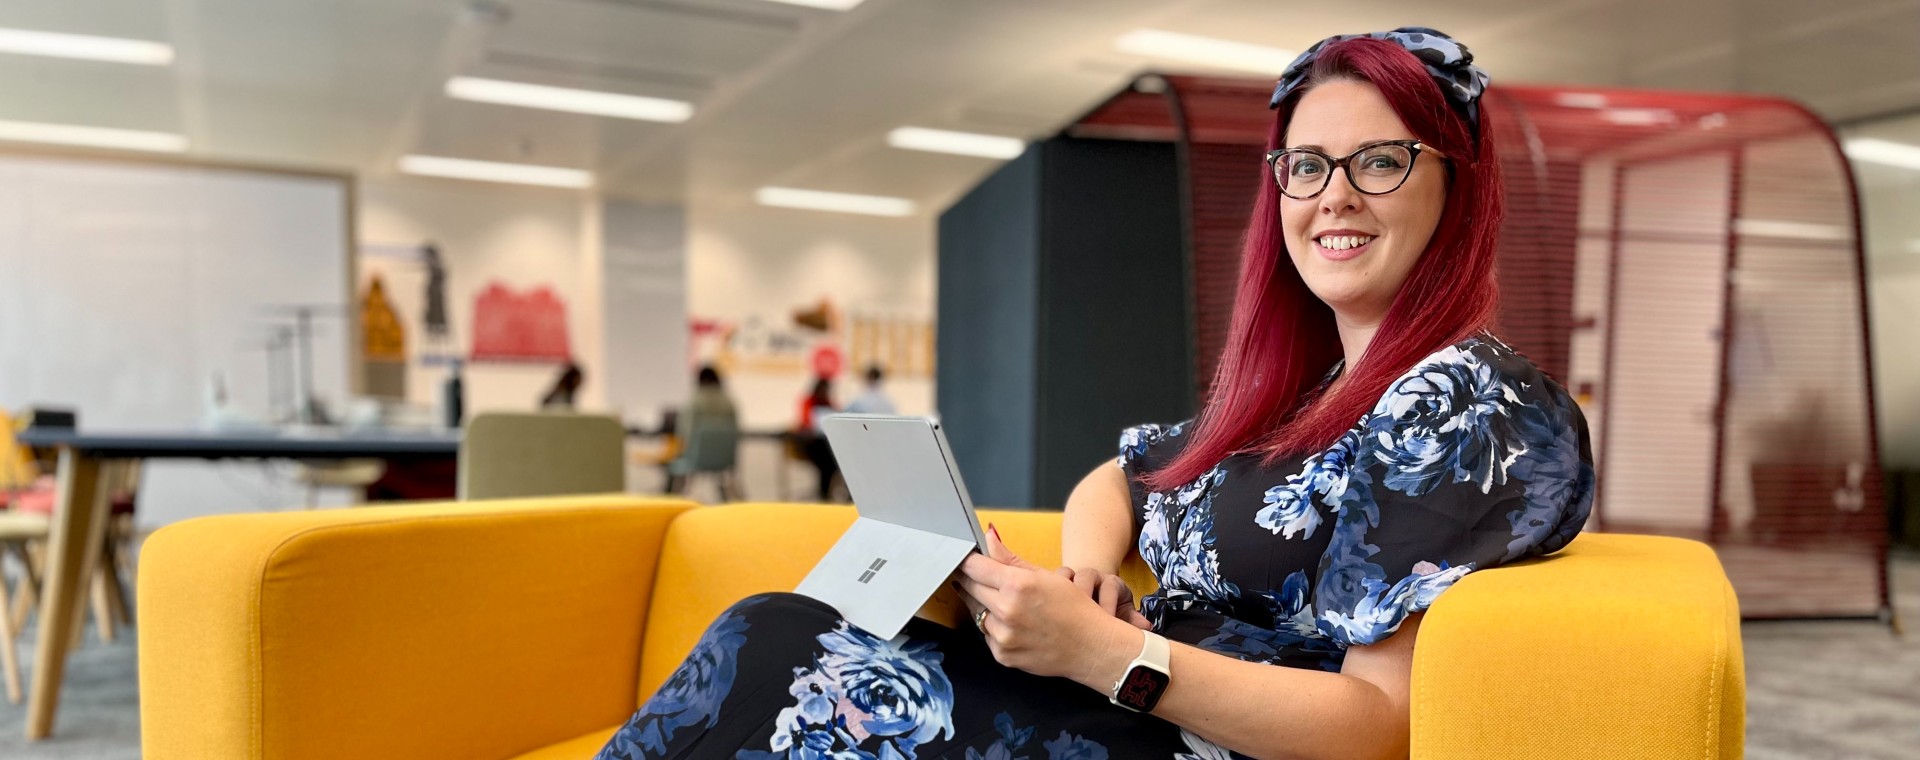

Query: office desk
<box><xmin>11</xmin><ymin>429</ymin><xmax>459</xmax><ymax>740</ymax></box>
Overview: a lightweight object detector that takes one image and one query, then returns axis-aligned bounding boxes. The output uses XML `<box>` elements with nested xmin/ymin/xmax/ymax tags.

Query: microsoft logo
<box><xmin>857</xmin><ymin>558</ymin><xmax>887</xmax><ymax>584</ymax></box>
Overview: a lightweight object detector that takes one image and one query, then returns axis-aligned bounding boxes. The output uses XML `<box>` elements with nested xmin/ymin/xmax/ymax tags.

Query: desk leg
<box><xmin>24</xmin><ymin>451</ymin><xmax>114</xmax><ymax>740</ymax></box>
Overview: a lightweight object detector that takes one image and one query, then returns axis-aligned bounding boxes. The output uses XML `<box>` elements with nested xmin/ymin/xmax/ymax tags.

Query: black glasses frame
<box><xmin>1263</xmin><ymin>140</ymin><xmax>1447</xmax><ymax>200</ymax></box>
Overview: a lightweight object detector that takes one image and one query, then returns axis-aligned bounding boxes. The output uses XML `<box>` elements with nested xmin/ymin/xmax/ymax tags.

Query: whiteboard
<box><xmin>0</xmin><ymin>154</ymin><xmax>352</xmax><ymax>527</ymax></box>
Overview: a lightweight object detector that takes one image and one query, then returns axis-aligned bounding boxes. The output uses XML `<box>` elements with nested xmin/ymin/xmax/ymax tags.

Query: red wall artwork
<box><xmin>470</xmin><ymin>282</ymin><xmax>572</xmax><ymax>362</ymax></box>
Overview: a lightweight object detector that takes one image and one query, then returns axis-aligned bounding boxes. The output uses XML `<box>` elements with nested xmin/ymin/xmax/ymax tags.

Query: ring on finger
<box><xmin>973</xmin><ymin>608</ymin><xmax>989</xmax><ymax>633</ymax></box>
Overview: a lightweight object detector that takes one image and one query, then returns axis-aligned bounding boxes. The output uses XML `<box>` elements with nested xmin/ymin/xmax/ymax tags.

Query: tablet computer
<box><xmin>793</xmin><ymin>414</ymin><xmax>985</xmax><ymax>639</ymax></box>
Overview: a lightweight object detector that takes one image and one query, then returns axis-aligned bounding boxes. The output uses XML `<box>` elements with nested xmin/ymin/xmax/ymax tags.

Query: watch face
<box><xmin>1115</xmin><ymin>666</ymin><xmax>1170</xmax><ymax>712</ymax></box>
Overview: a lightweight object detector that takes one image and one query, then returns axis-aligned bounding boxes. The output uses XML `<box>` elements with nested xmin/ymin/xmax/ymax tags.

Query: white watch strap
<box><xmin>1112</xmin><ymin>630</ymin><xmax>1171</xmax><ymax>698</ymax></box>
<box><xmin>1139</xmin><ymin>630</ymin><xmax>1171</xmax><ymax>671</ymax></box>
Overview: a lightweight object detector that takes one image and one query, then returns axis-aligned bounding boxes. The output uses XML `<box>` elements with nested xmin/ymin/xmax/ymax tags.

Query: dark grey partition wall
<box><xmin>937</xmin><ymin>137</ymin><xmax>1194</xmax><ymax>509</ymax></box>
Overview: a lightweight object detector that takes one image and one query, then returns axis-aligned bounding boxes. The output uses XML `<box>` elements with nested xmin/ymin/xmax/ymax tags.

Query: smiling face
<box><xmin>1280</xmin><ymin>78</ymin><xmax>1449</xmax><ymax>325</ymax></box>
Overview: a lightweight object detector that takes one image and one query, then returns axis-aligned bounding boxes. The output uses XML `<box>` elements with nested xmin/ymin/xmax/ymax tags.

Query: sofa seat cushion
<box><xmin>503</xmin><ymin>726</ymin><xmax>618</xmax><ymax>760</ymax></box>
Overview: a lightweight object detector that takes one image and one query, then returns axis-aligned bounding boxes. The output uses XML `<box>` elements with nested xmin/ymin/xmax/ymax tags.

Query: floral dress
<box><xmin>596</xmin><ymin>334</ymin><xmax>1595</xmax><ymax>760</ymax></box>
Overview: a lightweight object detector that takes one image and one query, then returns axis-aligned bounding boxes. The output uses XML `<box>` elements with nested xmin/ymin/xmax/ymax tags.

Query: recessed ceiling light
<box><xmin>446</xmin><ymin>77</ymin><xmax>693</xmax><ymax>123</ymax></box>
<box><xmin>1844</xmin><ymin>138</ymin><xmax>1920</xmax><ymax>171</ymax></box>
<box><xmin>399</xmin><ymin>155</ymin><xmax>593</xmax><ymax>188</ymax></box>
<box><xmin>757</xmin><ymin>187</ymin><xmax>914</xmax><ymax>217</ymax></box>
<box><xmin>0</xmin><ymin>27</ymin><xmax>173</xmax><ymax>65</ymax></box>
<box><xmin>887</xmin><ymin>127</ymin><xmax>1024</xmax><ymax>159</ymax></box>
<box><xmin>0</xmin><ymin>119</ymin><xmax>185</xmax><ymax>152</ymax></box>
<box><xmin>1114</xmin><ymin>29</ymin><xmax>1296</xmax><ymax>75</ymax></box>
<box><xmin>758</xmin><ymin>0</ymin><xmax>866</xmax><ymax>9</ymax></box>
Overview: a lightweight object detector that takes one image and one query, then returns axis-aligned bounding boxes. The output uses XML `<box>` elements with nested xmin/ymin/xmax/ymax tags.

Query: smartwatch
<box><xmin>1108</xmin><ymin>630</ymin><xmax>1171</xmax><ymax>713</ymax></box>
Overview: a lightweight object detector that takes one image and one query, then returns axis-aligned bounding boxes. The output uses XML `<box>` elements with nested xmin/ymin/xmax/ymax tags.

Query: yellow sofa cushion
<box><xmin>504</xmin><ymin>727</ymin><xmax>621</xmax><ymax>760</ymax></box>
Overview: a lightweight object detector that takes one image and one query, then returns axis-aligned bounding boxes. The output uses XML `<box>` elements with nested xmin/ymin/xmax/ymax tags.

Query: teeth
<box><xmin>1316</xmin><ymin>234</ymin><xmax>1375</xmax><ymax>250</ymax></box>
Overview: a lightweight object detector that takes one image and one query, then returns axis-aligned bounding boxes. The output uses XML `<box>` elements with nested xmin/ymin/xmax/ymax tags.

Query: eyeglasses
<box><xmin>1263</xmin><ymin>140</ymin><xmax>1446</xmax><ymax>200</ymax></box>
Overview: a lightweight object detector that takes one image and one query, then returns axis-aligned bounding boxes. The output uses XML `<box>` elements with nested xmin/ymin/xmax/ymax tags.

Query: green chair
<box><xmin>458</xmin><ymin>413</ymin><xmax>626</xmax><ymax>500</ymax></box>
<box><xmin>669</xmin><ymin>414</ymin><xmax>742</xmax><ymax>502</ymax></box>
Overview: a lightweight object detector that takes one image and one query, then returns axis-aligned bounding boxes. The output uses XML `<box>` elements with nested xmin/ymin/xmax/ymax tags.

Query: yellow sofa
<box><xmin>138</xmin><ymin>496</ymin><xmax>1744</xmax><ymax>759</ymax></box>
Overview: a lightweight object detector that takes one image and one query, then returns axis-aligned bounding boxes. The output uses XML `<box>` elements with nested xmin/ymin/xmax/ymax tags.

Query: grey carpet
<box><xmin>0</xmin><ymin>552</ymin><xmax>1915</xmax><ymax>759</ymax></box>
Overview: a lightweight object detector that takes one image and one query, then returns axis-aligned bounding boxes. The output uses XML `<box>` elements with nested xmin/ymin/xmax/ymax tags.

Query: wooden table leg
<box><xmin>24</xmin><ymin>450</ymin><xmax>114</xmax><ymax>740</ymax></box>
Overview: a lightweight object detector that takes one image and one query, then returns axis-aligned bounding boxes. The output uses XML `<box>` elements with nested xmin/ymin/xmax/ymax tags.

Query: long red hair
<box><xmin>1147</xmin><ymin>37</ymin><xmax>1506</xmax><ymax>491</ymax></box>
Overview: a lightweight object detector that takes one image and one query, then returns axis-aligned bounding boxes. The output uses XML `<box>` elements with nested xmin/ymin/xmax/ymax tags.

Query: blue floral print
<box><xmin>964</xmin><ymin>712</ymin><xmax>1037</xmax><ymax>760</ymax></box>
<box><xmin>599</xmin><ymin>597</ymin><xmax>762</xmax><ymax>759</ymax></box>
<box><xmin>1502</xmin><ymin>388</ymin><xmax>1595</xmax><ymax>562</ymax></box>
<box><xmin>1135</xmin><ymin>465</ymin><xmax>1240</xmax><ymax>623</ymax></box>
<box><xmin>1308</xmin><ymin>336</ymin><xmax>1595</xmax><ymax>646</ymax></box>
<box><xmin>1117</xmin><ymin>422</ymin><xmax>1183</xmax><ymax>467</ymax></box>
<box><xmin>1198</xmin><ymin>571</ymin><xmax>1345</xmax><ymax>671</ymax></box>
<box><xmin>1317</xmin><ymin>561</ymin><xmax>1474</xmax><ymax>646</ymax></box>
<box><xmin>745</xmin><ymin>620</ymin><xmax>955</xmax><ymax>760</ymax></box>
<box><xmin>1041</xmin><ymin>731</ymin><xmax>1109</xmax><ymax>760</ymax></box>
<box><xmin>1174</xmin><ymin>729</ymin><xmax>1234</xmax><ymax>760</ymax></box>
<box><xmin>1366</xmin><ymin>343</ymin><xmax>1520</xmax><ymax>497</ymax></box>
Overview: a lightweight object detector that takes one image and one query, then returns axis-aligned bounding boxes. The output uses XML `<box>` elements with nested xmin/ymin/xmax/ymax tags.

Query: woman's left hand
<box><xmin>955</xmin><ymin>526</ymin><xmax>1139</xmax><ymax>686</ymax></box>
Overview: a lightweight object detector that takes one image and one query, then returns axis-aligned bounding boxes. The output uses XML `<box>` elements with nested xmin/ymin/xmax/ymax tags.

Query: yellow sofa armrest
<box><xmin>138</xmin><ymin>495</ymin><xmax>696</xmax><ymax>760</ymax></box>
<box><xmin>1412</xmin><ymin>533</ymin><xmax>1745</xmax><ymax>760</ymax></box>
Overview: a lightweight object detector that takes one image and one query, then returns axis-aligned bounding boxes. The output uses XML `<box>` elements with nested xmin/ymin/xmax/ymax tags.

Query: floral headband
<box><xmin>1268</xmin><ymin>27</ymin><xmax>1490</xmax><ymax>134</ymax></box>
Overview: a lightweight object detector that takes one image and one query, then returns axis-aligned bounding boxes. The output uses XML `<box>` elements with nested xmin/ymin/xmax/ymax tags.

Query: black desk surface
<box><xmin>15</xmin><ymin>428</ymin><xmax>461</xmax><ymax>460</ymax></box>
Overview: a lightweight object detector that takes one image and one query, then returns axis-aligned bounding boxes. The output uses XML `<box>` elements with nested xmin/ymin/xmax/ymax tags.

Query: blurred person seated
<box><xmin>665</xmin><ymin>366</ymin><xmax>739</xmax><ymax>494</ymax></box>
<box><xmin>844</xmin><ymin>364</ymin><xmax>897</xmax><ymax>415</ymax></box>
<box><xmin>539</xmin><ymin>361</ymin><xmax>584</xmax><ymax>410</ymax></box>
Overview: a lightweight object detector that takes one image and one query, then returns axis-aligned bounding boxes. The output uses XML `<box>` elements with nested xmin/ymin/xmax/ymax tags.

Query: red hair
<box><xmin>1147</xmin><ymin>37</ymin><xmax>1505</xmax><ymax>491</ymax></box>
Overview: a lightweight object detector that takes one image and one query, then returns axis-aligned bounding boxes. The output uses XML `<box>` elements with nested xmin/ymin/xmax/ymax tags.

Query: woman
<box><xmin>598</xmin><ymin>28</ymin><xmax>1593</xmax><ymax>760</ymax></box>
<box><xmin>795</xmin><ymin>377</ymin><xmax>841</xmax><ymax>502</ymax></box>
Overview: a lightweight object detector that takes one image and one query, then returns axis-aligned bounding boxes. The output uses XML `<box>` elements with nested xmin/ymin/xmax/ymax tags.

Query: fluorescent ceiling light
<box><xmin>446</xmin><ymin>77</ymin><xmax>693</xmax><ymax>123</ymax></box>
<box><xmin>0</xmin><ymin>27</ymin><xmax>173</xmax><ymax>65</ymax></box>
<box><xmin>1555</xmin><ymin>93</ymin><xmax>1608</xmax><ymax>109</ymax></box>
<box><xmin>1844</xmin><ymin>138</ymin><xmax>1920</xmax><ymax>171</ymax></box>
<box><xmin>1600</xmin><ymin>108</ymin><xmax>1676</xmax><ymax>127</ymax></box>
<box><xmin>0</xmin><ymin>119</ymin><xmax>185</xmax><ymax>152</ymax></box>
<box><xmin>887</xmin><ymin>127</ymin><xmax>1024</xmax><ymax>159</ymax></box>
<box><xmin>1733</xmin><ymin>218</ymin><xmax>1849</xmax><ymax>241</ymax></box>
<box><xmin>757</xmin><ymin>187</ymin><xmax>914</xmax><ymax>217</ymax></box>
<box><xmin>1114</xmin><ymin>29</ymin><xmax>1296</xmax><ymax>75</ymax></box>
<box><xmin>399</xmin><ymin>155</ymin><xmax>593</xmax><ymax>188</ymax></box>
<box><xmin>758</xmin><ymin>0</ymin><xmax>866</xmax><ymax>9</ymax></box>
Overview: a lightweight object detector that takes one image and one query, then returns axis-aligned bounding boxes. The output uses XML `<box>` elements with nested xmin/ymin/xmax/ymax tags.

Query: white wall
<box><xmin>1843</xmin><ymin>116</ymin><xmax>1920</xmax><ymax>470</ymax></box>
<box><xmin>357</xmin><ymin>177</ymin><xmax>604</xmax><ymax>416</ymax></box>
<box><xmin>1853</xmin><ymin>148</ymin><xmax>1920</xmax><ymax>469</ymax></box>
<box><xmin>686</xmin><ymin>203</ymin><xmax>936</xmax><ymax>431</ymax></box>
<box><xmin>0</xmin><ymin>154</ymin><xmax>351</xmax><ymax>528</ymax></box>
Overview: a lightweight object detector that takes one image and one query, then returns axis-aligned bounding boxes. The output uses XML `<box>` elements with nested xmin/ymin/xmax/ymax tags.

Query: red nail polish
<box><xmin>988</xmin><ymin>523</ymin><xmax>1001</xmax><ymax>542</ymax></box>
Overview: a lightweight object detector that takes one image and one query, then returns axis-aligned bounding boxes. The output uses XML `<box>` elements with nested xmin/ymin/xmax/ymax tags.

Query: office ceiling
<box><xmin>2</xmin><ymin>0</ymin><xmax>1916</xmax><ymax>212</ymax></box>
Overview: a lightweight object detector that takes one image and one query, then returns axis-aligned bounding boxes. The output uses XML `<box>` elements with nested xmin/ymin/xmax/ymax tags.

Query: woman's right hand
<box><xmin>1055</xmin><ymin>566</ymin><xmax>1151</xmax><ymax>630</ymax></box>
<box><xmin>979</xmin><ymin>524</ymin><xmax>1151</xmax><ymax>631</ymax></box>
